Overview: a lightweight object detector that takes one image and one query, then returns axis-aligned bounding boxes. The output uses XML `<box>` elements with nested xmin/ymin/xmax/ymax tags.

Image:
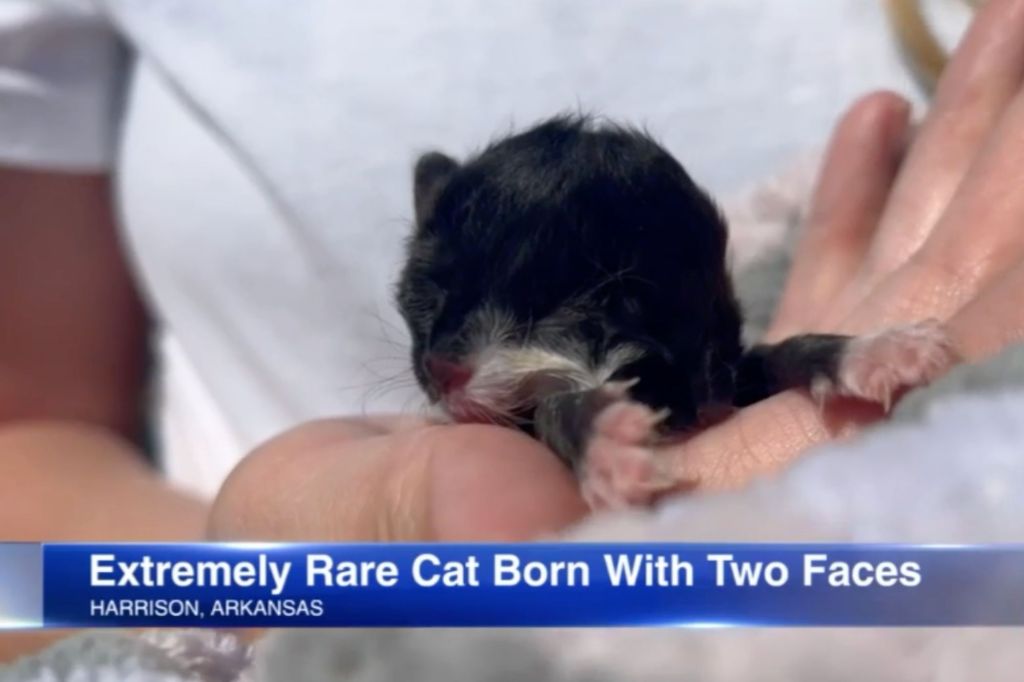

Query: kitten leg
<box><xmin>736</xmin><ymin>319</ymin><xmax>956</xmax><ymax>410</ymax></box>
<box><xmin>534</xmin><ymin>382</ymin><xmax>674</xmax><ymax>510</ymax></box>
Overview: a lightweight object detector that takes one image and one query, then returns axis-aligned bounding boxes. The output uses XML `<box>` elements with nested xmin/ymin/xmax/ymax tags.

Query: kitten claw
<box><xmin>828</xmin><ymin>319</ymin><xmax>956</xmax><ymax>409</ymax></box>
<box><xmin>579</xmin><ymin>399</ymin><xmax>676</xmax><ymax>511</ymax></box>
<box><xmin>602</xmin><ymin>377</ymin><xmax>641</xmax><ymax>399</ymax></box>
<box><xmin>651</xmin><ymin>407</ymin><xmax>672</xmax><ymax>425</ymax></box>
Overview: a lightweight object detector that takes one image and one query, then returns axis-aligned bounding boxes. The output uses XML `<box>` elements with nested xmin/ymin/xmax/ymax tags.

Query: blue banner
<box><xmin>0</xmin><ymin>543</ymin><xmax>1020</xmax><ymax>627</ymax></box>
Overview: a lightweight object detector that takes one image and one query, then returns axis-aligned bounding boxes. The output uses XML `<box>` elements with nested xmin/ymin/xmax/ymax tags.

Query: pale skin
<box><xmin>4</xmin><ymin>0</ymin><xmax>1024</xmax><ymax>658</ymax></box>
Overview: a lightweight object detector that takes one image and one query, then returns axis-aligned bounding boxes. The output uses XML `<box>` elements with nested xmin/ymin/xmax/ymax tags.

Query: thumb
<box><xmin>208</xmin><ymin>419</ymin><xmax>587</xmax><ymax>542</ymax></box>
<box><xmin>420</xmin><ymin>424</ymin><xmax>589</xmax><ymax>540</ymax></box>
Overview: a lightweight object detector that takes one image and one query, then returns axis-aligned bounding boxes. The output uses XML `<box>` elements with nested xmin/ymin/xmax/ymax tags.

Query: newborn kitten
<box><xmin>395</xmin><ymin>115</ymin><xmax>953</xmax><ymax>509</ymax></box>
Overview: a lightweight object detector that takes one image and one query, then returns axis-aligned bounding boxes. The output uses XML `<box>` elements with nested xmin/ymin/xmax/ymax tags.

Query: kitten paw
<box><xmin>814</xmin><ymin>319</ymin><xmax>956</xmax><ymax>411</ymax></box>
<box><xmin>579</xmin><ymin>399</ymin><xmax>674</xmax><ymax>511</ymax></box>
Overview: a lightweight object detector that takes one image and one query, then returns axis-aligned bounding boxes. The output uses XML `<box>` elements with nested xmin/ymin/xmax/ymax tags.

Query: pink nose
<box><xmin>424</xmin><ymin>355</ymin><xmax>473</xmax><ymax>394</ymax></box>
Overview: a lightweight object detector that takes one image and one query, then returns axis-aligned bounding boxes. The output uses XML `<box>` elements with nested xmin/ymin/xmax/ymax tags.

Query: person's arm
<box><xmin>0</xmin><ymin>168</ymin><xmax>208</xmax><ymax>542</ymax></box>
<box><xmin>0</xmin><ymin>169</ymin><xmax>209</xmax><ymax>659</ymax></box>
<box><xmin>0</xmin><ymin>166</ymin><xmax>207</xmax><ymax>540</ymax></box>
<box><xmin>0</xmin><ymin>168</ymin><xmax>209</xmax><ymax>542</ymax></box>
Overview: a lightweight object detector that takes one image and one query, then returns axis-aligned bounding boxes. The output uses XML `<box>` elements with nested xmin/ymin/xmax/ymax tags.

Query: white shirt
<box><xmin>0</xmin><ymin>0</ymin><xmax>946</xmax><ymax>498</ymax></box>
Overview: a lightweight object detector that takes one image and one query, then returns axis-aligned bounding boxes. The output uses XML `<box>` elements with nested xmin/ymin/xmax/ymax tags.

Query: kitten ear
<box><xmin>413</xmin><ymin>151</ymin><xmax>459</xmax><ymax>225</ymax></box>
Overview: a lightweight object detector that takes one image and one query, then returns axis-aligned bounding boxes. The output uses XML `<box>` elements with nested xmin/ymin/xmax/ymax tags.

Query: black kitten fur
<box><xmin>396</xmin><ymin>115</ymin><xmax>875</xmax><ymax>474</ymax></box>
<box><xmin>399</xmin><ymin>116</ymin><xmax>744</xmax><ymax>424</ymax></box>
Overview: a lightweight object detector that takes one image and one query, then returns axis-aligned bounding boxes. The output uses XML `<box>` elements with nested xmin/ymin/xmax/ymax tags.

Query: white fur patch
<box><xmin>462</xmin><ymin>343</ymin><xmax>643</xmax><ymax>420</ymax></box>
<box><xmin>437</xmin><ymin>304</ymin><xmax>644</xmax><ymax>423</ymax></box>
<box><xmin>446</xmin><ymin>320</ymin><xmax>644</xmax><ymax>423</ymax></box>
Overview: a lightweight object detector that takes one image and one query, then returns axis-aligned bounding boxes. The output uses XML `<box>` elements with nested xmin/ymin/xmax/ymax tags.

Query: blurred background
<box><xmin>587</xmin><ymin>0</ymin><xmax>971</xmax><ymax>194</ymax></box>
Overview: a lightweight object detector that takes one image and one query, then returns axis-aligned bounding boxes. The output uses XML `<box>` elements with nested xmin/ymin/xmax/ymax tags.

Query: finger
<box><xmin>209</xmin><ymin>419</ymin><xmax>423</xmax><ymax>541</ymax></box>
<box><xmin>425</xmin><ymin>425</ymin><xmax>588</xmax><ymax>540</ymax></box>
<box><xmin>913</xmin><ymin>78</ymin><xmax>1024</xmax><ymax>298</ymax></box>
<box><xmin>210</xmin><ymin>419</ymin><xmax>586</xmax><ymax>542</ymax></box>
<box><xmin>838</xmin><ymin>80</ymin><xmax>1024</xmax><ymax>334</ymax></box>
<box><xmin>857</xmin><ymin>0</ymin><xmax>1024</xmax><ymax>284</ymax></box>
<box><xmin>944</xmin><ymin>258</ymin><xmax>1024</xmax><ymax>362</ymax></box>
<box><xmin>295</xmin><ymin>415</ymin><xmax>438</xmax><ymax>439</ymax></box>
<box><xmin>767</xmin><ymin>92</ymin><xmax>910</xmax><ymax>341</ymax></box>
<box><xmin>665</xmin><ymin>392</ymin><xmax>883</xmax><ymax>492</ymax></box>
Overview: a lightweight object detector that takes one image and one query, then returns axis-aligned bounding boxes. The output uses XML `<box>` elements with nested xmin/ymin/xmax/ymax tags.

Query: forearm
<box><xmin>0</xmin><ymin>420</ymin><xmax>208</xmax><ymax>541</ymax></box>
<box><xmin>0</xmin><ymin>169</ymin><xmax>150</xmax><ymax>440</ymax></box>
<box><xmin>0</xmin><ymin>420</ymin><xmax>210</xmax><ymax>662</ymax></box>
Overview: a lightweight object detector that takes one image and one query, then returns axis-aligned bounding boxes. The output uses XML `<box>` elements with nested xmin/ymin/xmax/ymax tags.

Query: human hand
<box><xmin>207</xmin><ymin>415</ymin><xmax>587</xmax><ymax>541</ymax></box>
<box><xmin>664</xmin><ymin>0</ymin><xmax>1024</xmax><ymax>491</ymax></box>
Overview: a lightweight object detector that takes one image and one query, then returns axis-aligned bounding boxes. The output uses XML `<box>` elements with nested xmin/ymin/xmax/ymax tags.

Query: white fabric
<box><xmin>0</xmin><ymin>0</ymin><xmax>961</xmax><ymax>497</ymax></box>
<box><xmin>0</xmin><ymin>0</ymin><xmax>123</xmax><ymax>169</ymax></box>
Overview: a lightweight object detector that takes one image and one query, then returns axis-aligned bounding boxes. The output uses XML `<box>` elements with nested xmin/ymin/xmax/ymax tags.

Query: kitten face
<box><xmin>395</xmin><ymin>116</ymin><xmax>744</xmax><ymax>427</ymax></box>
<box><xmin>397</xmin><ymin>240</ymin><xmax>643</xmax><ymax>423</ymax></box>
